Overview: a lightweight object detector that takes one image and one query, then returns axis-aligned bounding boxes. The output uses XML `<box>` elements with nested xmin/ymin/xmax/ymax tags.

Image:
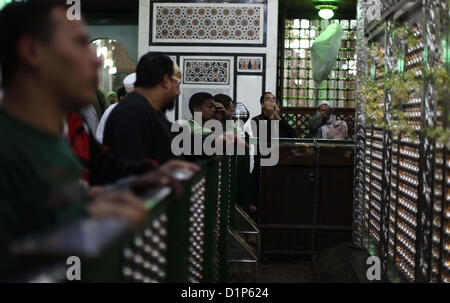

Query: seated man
<box><xmin>214</xmin><ymin>94</ymin><xmax>235</xmax><ymax>121</ymax></box>
<box><xmin>308</xmin><ymin>101</ymin><xmax>348</xmax><ymax>140</ymax></box>
<box><xmin>103</xmin><ymin>52</ymin><xmax>182</xmax><ymax>164</ymax></box>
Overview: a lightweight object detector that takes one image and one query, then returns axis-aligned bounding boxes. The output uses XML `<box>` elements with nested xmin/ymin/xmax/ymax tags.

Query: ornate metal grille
<box><xmin>354</xmin><ymin>0</ymin><xmax>449</xmax><ymax>283</ymax></box>
<box><xmin>122</xmin><ymin>212</ymin><xmax>169</xmax><ymax>282</ymax></box>
<box><xmin>188</xmin><ymin>177</ymin><xmax>206</xmax><ymax>283</ymax></box>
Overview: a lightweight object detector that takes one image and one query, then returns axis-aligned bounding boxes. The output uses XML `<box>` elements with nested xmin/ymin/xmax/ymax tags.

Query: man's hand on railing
<box><xmin>158</xmin><ymin>160</ymin><xmax>200</xmax><ymax>175</ymax></box>
<box><xmin>130</xmin><ymin>161</ymin><xmax>199</xmax><ymax>197</ymax></box>
<box><xmin>86</xmin><ymin>191</ymin><xmax>148</xmax><ymax>230</ymax></box>
<box><xmin>130</xmin><ymin>170</ymin><xmax>181</xmax><ymax>197</ymax></box>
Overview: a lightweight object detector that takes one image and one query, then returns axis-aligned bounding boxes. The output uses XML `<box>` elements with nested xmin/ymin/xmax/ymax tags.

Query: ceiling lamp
<box><xmin>316</xmin><ymin>4</ymin><xmax>338</xmax><ymax>20</ymax></box>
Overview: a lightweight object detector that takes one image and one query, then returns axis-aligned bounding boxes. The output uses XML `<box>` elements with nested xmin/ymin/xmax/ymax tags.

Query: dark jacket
<box><xmin>67</xmin><ymin>112</ymin><xmax>157</xmax><ymax>186</ymax></box>
<box><xmin>103</xmin><ymin>92</ymin><xmax>177</xmax><ymax>164</ymax></box>
<box><xmin>308</xmin><ymin>114</ymin><xmax>325</xmax><ymax>138</ymax></box>
<box><xmin>251</xmin><ymin>113</ymin><xmax>297</xmax><ymax>140</ymax></box>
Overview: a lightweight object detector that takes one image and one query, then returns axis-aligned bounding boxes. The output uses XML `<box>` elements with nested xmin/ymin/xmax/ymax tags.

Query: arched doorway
<box><xmin>91</xmin><ymin>38</ymin><xmax>136</xmax><ymax>101</ymax></box>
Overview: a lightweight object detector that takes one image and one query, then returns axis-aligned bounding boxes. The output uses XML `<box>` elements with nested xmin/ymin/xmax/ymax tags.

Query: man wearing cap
<box><xmin>123</xmin><ymin>72</ymin><xmax>136</xmax><ymax>94</ymax></box>
<box><xmin>308</xmin><ymin>101</ymin><xmax>348</xmax><ymax>139</ymax></box>
<box><xmin>103</xmin><ymin>52</ymin><xmax>182</xmax><ymax>164</ymax></box>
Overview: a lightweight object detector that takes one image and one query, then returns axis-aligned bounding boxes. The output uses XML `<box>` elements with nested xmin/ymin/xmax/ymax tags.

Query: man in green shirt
<box><xmin>187</xmin><ymin>92</ymin><xmax>217</xmax><ymax>135</ymax></box>
<box><xmin>0</xmin><ymin>0</ymin><xmax>185</xmax><ymax>280</ymax></box>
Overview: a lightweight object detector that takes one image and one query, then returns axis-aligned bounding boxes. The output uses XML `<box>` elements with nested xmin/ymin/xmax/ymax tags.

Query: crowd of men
<box><xmin>0</xmin><ymin>1</ymin><xmax>202</xmax><ymax>280</ymax></box>
<box><xmin>0</xmin><ymin>0</ymin><xmax>349</xmax><ymax>280</ymax></box>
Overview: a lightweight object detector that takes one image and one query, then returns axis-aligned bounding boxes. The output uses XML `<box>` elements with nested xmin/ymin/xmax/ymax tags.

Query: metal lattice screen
<box><xmin>282</xmin><ymin>18</ymin><xmax>357</xmax><ymax>108</ymax></box>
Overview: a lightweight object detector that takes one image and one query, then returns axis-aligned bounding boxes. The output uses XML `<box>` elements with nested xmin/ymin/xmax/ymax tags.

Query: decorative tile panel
<box><xmin>152</xmin><ymin>3</ymin><xmax>264</xmax><ymax>44</ymax></box>
<box><xmin>183</xmin><ymin>59</ymin><xmax>230</xmax><ymax>85</ymax></box>
<box><xmin>237</xmin><ymin>57</ymin><xmax>263</xmax><ymax>73</ymax></box>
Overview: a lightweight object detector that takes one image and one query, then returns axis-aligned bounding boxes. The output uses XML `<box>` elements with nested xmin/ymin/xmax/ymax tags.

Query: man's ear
<box><xmin>161</xmin><ymin>74</ymin><xmax>171</xmax><ymax>89</ymax></box>
<box><xmin>17</xmin><ymin>35</ymin><xmax>42</xmax><ymax>71</ymax></box>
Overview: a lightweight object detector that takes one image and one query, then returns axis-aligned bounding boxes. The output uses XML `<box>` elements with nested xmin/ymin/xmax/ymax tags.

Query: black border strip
<box><xmin>148</xmin><ymin>0</ymin><xmax>268</xmax><ymax>47</ymax></box>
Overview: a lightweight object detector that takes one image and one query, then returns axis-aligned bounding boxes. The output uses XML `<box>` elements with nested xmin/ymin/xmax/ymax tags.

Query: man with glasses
<box><xmin>249</xmin><ymin>92</ymin><xmax>296</xmax><ymax>220</ymax></box>
<box><xmin>103</xmin><ymin>52</ymin><xmax>182</xmax><ymax>164</ymax></box>
<box><xmin>251</xmin><ymin>92</ymin><xmax>296</xmax><ymax>139</ymax></box>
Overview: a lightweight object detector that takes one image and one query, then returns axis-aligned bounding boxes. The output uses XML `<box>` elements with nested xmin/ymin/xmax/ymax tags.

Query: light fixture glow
<box><xmin>109</xmin><ymin>66</ymin><xmax>117</xmax><ymax>75</ymax></box>
<box><xmin>318</xmin><ymin>8</ymin><xmax>334</xmax><ymax>19</ymax></box>
<box><xmin>315</xmin><ymin>4</ymin><xmax>338</xmax><ymax>20</ymax></box>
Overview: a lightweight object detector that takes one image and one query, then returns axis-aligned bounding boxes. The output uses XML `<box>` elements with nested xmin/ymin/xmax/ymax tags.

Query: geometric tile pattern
<box><xmin>152</xmin><ymin>3</ymin><xmax>264</xmax><ymax>44</ymax></box>
<box><xmin>183</xmin><ymin>59</ymin><xmax>230</xmax><ymax>85</ymax></box>
<box><xmin>237</xmin><ymin>57</ymin><xmax>263</xmax><ymax>73</ymax></box>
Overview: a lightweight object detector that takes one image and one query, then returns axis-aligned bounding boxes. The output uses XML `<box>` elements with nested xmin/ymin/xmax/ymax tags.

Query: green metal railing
<box><xmin>11</xmin><ymin>155</ymin><xmax>250</xmax><ymax>283</ymax></box>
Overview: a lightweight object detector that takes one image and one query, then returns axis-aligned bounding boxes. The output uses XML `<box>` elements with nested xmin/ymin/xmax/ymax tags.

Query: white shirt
<box><xmin>80</xmin><ymin>104</ymin><xmax>99</xmax><ymax>135</ymax></box>
<box><xmin>95</xmin><ymin>103</ymin><xmax>118</xmax><ymax>143</ymax></box>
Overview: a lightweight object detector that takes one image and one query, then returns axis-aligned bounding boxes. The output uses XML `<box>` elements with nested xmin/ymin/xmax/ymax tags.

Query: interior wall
<box><xmin>88</xmin><ymin>25</ymin><xmax>139</xmax><ymax>62</ymax></box>
<box><xmin>138</xmin><ymin>0</ymin><xmax>278</xmax><ymax>124</ymax></box>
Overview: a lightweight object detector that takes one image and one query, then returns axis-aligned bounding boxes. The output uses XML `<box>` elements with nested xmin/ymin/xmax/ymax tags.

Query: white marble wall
<box><xmin>138</xmin><ymin>0</ymin><xmax>278</xmax><ymax>122</ymax></box>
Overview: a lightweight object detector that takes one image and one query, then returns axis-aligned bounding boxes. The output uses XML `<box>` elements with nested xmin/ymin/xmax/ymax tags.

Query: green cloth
<box><xmin>311</xmin><ymin>23</ymin><xmax>344</xmax><ymax>105</ymax></box>
<box><xmin>188</xmin><ymin>119</ymin><xmax>237</xmax><ymax>135</ymax></box>
<box><xmin>311</xmin><ymin>23</ymin><xmax>344</xmax><ymax>84</ymax></box>
<box><xmin>188</xmin><ymin>120</ymin><xmax>213</xmax><ymax>135</ymax></box>
<box><xmin>0</xmin><ymin>109</ymin><xmax>88</xmax><ymax>280</ymax></box>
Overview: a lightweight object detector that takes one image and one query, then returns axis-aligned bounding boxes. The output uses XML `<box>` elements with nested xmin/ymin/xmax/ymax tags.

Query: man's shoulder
<box><xmin>309</xmin><ymin>114</ymin><xmax>322</xmax><ymax>122</ymax></box>
<box><xmin>115</xmin><ymin>94</ymin><xmax>147</xmax><ymax>109</ymax></box>
<box><xmin>252</xmin><ymin>114</ymin><xmax>265</xmax><ymax>121</ymax></box>
<box><xmin>109</xmin><ymin>95</ymin><xmax>152</xmax><ymax>120</ymax></box>
<box><xmin>102</xmin><ymin>103</ymin><xmax>118</xmax><ymax>117</ymax></box>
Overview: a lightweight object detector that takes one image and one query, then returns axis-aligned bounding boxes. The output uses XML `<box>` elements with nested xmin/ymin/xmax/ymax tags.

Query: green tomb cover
<box><xmin>311</xmin><ymin>23</ymin><xmax>344</xmax><ymax>85</ymax></box>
